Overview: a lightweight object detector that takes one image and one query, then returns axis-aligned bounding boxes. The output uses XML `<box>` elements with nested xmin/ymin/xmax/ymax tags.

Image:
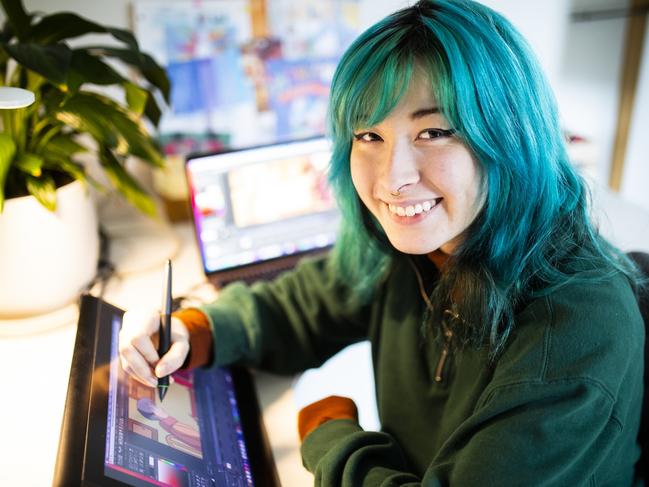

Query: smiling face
<box><xmin>350</xmin><ymin>73</ymin><xmax>484</xmax><ymax>256</ymax></box>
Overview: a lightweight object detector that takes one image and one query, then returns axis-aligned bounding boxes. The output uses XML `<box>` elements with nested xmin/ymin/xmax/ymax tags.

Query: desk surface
<box><xmin>0</xmin><ymin>220</ymin><xmax>314</xmax><ymax>487</ymax></box>
<box><xmin>1</xmin><ymin>185</ymin><xmax>647</xmax><ymax>487</ymax></box>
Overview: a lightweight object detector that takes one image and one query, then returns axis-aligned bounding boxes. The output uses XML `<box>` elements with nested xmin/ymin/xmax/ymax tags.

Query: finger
<box><xmin>170</xmin><ymin>316</ymin><xmax>189</xmax><ymax>341</ymax></box>
<box><xmin>120</xmin><ymin>346</ymin><xmax>157</xmax><ymax>386</ymax></box>
<box><xmin>121</xmin><ymin>360</ymin><xmax>157</xmax><ymax>388</ymax></box>
<box><xmin>121</xmin><ymin>354</ymin><xmax>156</xmax><ymax>387</ymax></box>
<box><xmin>130</xmin><ymin>333</ymin><xmax>160</xmax><ymax>365</ymax></box>
<box><xmin>119</xmin><ymin>330</ymin><xmax>159</xmax><ymax>368</ymax></box>
<box><xmin>155</xmin><ymin>340</ymin><xmax>190</xmax><ymax>378</ymax></box>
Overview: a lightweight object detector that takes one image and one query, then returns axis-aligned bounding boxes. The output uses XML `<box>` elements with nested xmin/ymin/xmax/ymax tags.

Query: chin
<box><xmin>385</xmin><ymin>235</ymin><xmax>440</xmax><ymax>256</ymax></box>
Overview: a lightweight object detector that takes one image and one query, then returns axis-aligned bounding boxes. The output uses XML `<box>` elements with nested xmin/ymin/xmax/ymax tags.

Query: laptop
<box><xmin>185</xmin><ymin>137</ymin><xmax>340</xmax><ymax>286</ymax></box>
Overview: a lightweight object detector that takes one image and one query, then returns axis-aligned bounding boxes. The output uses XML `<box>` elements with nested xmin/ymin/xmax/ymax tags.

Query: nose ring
<box><xmin>390</xmin><ymin>185</ymin><xmax>406</xmax><ymax>197</ymax></box>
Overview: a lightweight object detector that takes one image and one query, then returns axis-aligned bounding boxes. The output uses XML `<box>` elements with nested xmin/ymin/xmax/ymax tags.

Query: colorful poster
<box><xmin>133</xmin><ymin>0</ymin><xmax>362</xmax><ymax>153</ymax></box>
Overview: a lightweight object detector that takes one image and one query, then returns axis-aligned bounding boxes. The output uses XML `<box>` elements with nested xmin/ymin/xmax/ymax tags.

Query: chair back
<box><xmin>628</xmin><ymin>251</ymin><xmax>649</xmax><ymax>482</ymax></box>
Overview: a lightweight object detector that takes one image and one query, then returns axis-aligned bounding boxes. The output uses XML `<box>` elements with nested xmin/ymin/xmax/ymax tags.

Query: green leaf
<box><xmin>15</xmin><ymin>152</ymin><xmax>43</xmax><ymax>176</ymax></box>
<box><xmin>67</xmin><ymin>50</ymin><xmax>125</xmax><ymax>91</ymax></box>
<box><xmin>45</xmin><ymin>134</ymin><xmax>87</xmax><ymax>159</ymax></box>
<box><xmin>28</xmin><ymin>12</ymin><xmax>139</xmax><ymax>51</ymax></box>
<box><xmin>110</xmin><ymin>112</ymin><xmax>164</xmax><ymax>167</ymax></box>
<box><xmin>55</xmin><ymin>94</ymin><xmax>118</xmax><ymax>148</ymax></box>
<box><xmin>3</xmin><ymin>43</ymin><xmax>72</xmax><ymax>86</ymax></box>
<box><xmin>0</xmin><ymin>132</ymin><xmax>17</xmax><ymax>212</ymax></box>
<box><xmin>26</xmin><ymin>173</ymin><xmax>56</xmax><ymax>211</ymax></box>
<box><xmin>42</xmin><ymin>156</ymin><xmax>93</xmax><ymax>188</ymax></box>
<box><xmin>85</xmin><ymin>46</ymin><xmax>170</xmax><ymax>104</ymax></box>
<box><xmin>124</xmin><ymin>81</ymin><xmax>148</xmax><ymax>116</ymax></box>
<box><xmin>144</xmin><ymin>91</ymin><xmax>162</xmax><ymax>127</ymax></box>
<box><xmin>99</xmin><ymin>148</ymin><xmax>156</xmax><ymax>217</ymax></box>
<box><xmin>0</xmin><ymin>20</ymin><xmax>16</xmax><ymax>44</ymax></box>
<box><xmin>0</xmin><ymin>0</ymin><xmax>31</xmax><ymax>41</ymax></box>
<box><xmin>58</xmin><ymin>92</ymin><xmax>164</xmax><ymax>167</ymax></box>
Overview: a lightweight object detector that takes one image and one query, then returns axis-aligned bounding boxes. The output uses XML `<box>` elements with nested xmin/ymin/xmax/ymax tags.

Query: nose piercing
<box><xmin>390</xmin><ymin>185</ymin><xmax>406</xmax><ymax>197</ymax></box>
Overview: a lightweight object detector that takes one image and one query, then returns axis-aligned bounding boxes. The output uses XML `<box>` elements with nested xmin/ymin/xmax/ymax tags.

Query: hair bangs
<box><xmin>350</xmin><ymin>52</ymin><xmax>413</xmax><ymax>132</ymax></box>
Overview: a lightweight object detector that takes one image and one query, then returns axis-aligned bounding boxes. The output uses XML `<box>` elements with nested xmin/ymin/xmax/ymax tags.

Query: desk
<box><xmin>0</xmin><ymin>185</ymin><xmax>647</xmax><ymax>487</ymax></box>
<box><xmin>0</xmin><ymin>220</ymin><xmax>313</xmax><ymax>487</ymax></box>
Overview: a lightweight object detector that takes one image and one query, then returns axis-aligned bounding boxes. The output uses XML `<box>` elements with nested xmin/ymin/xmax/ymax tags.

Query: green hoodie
<box><xmin>199</xmin><ymin>253</ymin><xmax>644</xmax><ymax>486</ymax></box>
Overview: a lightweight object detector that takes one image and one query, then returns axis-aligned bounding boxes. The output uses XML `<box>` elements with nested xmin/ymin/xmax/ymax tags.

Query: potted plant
<box><xmin>0</xmin><ymin>0</ymin><xmax>170</xmax><ymax>317</ymax></box>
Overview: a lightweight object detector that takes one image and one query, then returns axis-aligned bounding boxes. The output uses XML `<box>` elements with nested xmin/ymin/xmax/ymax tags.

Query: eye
<box><xmin>353</xmin><ymin>131</ymin><xmax>383</xmax><ymax>142</ymax></box>
<box><xmin>418</xmin><ymin>128</ymin><xmax>456</xmax><ymax>140</ymax></box>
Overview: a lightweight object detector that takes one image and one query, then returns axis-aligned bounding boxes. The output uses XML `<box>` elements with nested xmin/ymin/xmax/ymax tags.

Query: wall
<box><xmin>556</xmin><ymin>14</ymin><xmax>628</xmax><ymax>185</ymax></box>
<box><xmin>24</xmin><ymin>0</ymin><xmax>128</xmax><ymax>29</ymax></box>
<box><xmin>478</xmin><ymin>0</ymin><xmax>571</xmax><ymax>91</ymax></box>
<box><xmin>621</xmin><ymin>16</ymin><xmax>649</xmax><ymax>212</ymax></box>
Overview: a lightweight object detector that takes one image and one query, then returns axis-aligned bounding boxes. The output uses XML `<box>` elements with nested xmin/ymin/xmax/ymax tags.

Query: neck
<box><xmin>427</xmin><ymin>249</ymin><xmax>449</xmax><ymax>270</ymax></box>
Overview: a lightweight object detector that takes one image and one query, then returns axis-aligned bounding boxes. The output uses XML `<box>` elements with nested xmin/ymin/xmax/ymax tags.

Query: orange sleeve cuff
<box><xmin>172</xmin><ymin>308</ymin><xmax>214</xmax><ymax>370</ymax></box>
<box><xmin>297</xmin><ymin>395</ymin><xmax>358</xmax><ymax>441</ymax></box>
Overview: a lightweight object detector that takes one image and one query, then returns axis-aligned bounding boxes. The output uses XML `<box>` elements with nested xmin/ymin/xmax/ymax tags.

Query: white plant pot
<box><xmin>0</xmin><ymin>179</ymin><xmax>99</xmax><ymax>318</ymax></box>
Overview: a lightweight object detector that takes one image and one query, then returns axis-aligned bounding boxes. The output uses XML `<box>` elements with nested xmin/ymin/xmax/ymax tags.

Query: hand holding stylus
<box><xmin>118</xmin><ymin>263</ymin><xmax>190</xmax><ymax>389</ymax></box>
<box><xmin>119</xmin><ymin>310</ymin><xmax>189</xmax><ymax>387</ymax></box>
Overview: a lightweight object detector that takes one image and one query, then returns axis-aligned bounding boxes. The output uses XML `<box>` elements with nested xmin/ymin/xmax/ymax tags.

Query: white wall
<box><xmin>621</xmin><ymin>16</ymin><xmax>649</xmax><ymax>212</ymax></box>
<box><xmin>478</xmin><ymin>0</ymin><xmax>571</xmax><ymax>91</ymax></box>
<box><xmin>24</xmin><ymin>0</ymin><xmax>128</xmax><ymax>28</ymax></box>
<box><xmin>556</xmin><ymin>13</ymin><xmax>628</xmax><ymax>186</ymax></box>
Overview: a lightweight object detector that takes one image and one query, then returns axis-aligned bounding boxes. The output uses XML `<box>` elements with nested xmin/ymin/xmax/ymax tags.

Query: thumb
<box><xmin>155</xmin><ymin>340</ymin><xmax>189</xmax><ymax>378</ymax></box>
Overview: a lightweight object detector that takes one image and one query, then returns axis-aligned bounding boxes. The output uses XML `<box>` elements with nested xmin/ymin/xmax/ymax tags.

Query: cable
<box><xmin>84</xmin><ymin>226</ymin><xmax>117</xmax><ymax>300</ymax></box>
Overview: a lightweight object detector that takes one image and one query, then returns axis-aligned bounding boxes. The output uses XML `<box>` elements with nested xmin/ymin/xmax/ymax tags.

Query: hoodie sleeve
<box><xmin>197</xmin><ymin>254</ymin><xmax>375</xmax><ymax>374</ymax></box>
<box><xmin>300</xmin><ymin>378</ymin><xmax>629</xmax><ymax>486</ymax></box>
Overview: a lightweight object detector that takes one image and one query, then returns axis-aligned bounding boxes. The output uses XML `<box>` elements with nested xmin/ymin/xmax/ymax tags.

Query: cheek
<box><xmin>431</xmin><ymin>153</ymin><xmax>482</xmax><ymax>216</ymax></box>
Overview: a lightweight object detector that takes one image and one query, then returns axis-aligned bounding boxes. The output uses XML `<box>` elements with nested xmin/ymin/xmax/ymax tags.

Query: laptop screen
<box><xmin>185</xmin><ymin>138</ymin><xmax>339</xmax><ymax>275</ymax></box>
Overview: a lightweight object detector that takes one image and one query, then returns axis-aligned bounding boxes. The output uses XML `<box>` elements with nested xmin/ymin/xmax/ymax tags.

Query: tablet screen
<box><xmin>103</xmin><ymin>315</ymin><xmax>254</xmax><ymax>487</ymax></box>
<box><xmin>54</xmin><ymin>296</ymin><xmax>278</xmax><ymax>487</ymax></box>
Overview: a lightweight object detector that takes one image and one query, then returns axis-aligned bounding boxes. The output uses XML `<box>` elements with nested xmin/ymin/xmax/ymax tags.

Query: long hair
<box><xmin>327</xmin><ymin>0</ymin><xmax>641</xmax><ymax>359</ymax></box>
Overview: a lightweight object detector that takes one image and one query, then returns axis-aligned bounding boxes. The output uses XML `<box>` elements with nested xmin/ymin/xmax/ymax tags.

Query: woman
<box><xmin>119</xmin><ymin>1</ymin><xmax>645</xmax><ymax>484</ymax></box>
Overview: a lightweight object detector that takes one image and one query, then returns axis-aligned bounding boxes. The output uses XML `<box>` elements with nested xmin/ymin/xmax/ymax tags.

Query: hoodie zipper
<box><xmin>434</xmin><ymin>320</ymin><xmax>454</xmax><ymax>383</ymax></box>
<box><xmin>435</xmin><ymin>309</ymin><xmax>459</xmax><ymax>383</ymax></box>
<box><xmin>407</xmin><ymin>257</ymin><xmax>457</xmax><ymax>384</ymax></box>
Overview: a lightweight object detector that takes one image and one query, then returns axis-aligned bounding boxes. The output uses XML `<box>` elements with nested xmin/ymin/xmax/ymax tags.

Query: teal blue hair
<box><xmin>327</xmin><ymin>0</ymin><xmax>641</xmax><ymax>358</ymax></box>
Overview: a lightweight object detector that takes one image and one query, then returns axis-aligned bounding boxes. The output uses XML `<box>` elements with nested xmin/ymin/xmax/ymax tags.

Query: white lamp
<box><xmin>0</xmin><ymin>86</ymin><xmax>35</xmax><ymax>109</ymax></box>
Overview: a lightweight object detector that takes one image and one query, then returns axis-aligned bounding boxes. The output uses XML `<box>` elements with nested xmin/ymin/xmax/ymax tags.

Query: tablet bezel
<box><xmin>53</xmin><ymin>294</ymin><xmax>280</xmax><ymax>487</ymax></box>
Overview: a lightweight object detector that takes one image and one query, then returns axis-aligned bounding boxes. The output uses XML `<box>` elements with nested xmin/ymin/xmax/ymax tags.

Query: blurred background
<box><xmin>9</xmin><ymin>0</ymin><xmax>647</xmax><ymax>212</ymax></box>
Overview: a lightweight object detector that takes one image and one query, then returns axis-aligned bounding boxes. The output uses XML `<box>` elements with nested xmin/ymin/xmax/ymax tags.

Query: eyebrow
<box><xmin>410</xmin><ymin>107</ymin><xmax>440</xmax><ymax>120</ymax></box>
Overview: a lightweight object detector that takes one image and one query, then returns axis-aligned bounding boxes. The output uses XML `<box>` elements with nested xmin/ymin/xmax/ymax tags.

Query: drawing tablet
<box><xmin>54</xmin><ymin>294</ymin><xmax>279</xmax><ymax>487</ymax></box>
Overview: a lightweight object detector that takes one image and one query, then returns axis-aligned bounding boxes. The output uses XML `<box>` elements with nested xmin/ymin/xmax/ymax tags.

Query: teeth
<box><xmin>388</xmin><ymin>199</ymin><xmax>438</xmax><ymax>217</ymax></box>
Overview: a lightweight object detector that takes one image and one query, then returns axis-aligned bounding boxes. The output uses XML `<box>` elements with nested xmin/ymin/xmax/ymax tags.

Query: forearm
<box><xmin>192</xmin><ymin>256</ymin><xmax>373</xmax><ymax>373</ymax></box>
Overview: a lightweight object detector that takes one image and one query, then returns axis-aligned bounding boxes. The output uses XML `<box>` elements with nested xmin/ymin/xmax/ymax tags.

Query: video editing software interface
<box><xmin>186</xmin><ymin>138</ymin><xmax>339</xmax><ymax>273</ymax></box>
<box><xmin>104</xmin><ymin>315</ymin><xmax>254</xmax><ymax>487</ymax></box>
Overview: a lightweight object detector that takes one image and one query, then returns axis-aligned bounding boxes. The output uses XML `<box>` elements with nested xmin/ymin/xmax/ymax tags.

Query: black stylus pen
<box><xmin>157</xmin><ymin>259</ymin><xmax>172</xmax><ymax>401</ymax></box>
